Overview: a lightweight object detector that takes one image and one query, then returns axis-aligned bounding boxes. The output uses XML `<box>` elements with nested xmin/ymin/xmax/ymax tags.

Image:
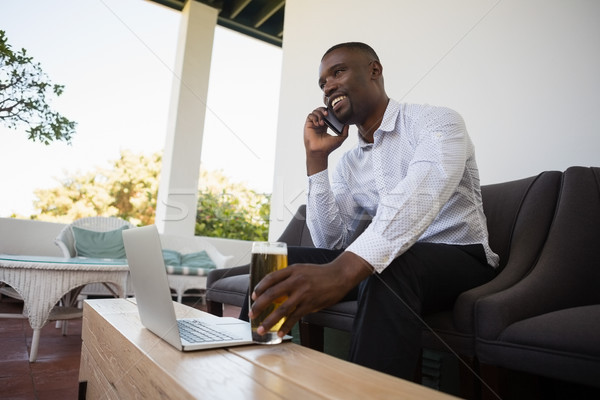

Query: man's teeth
<box><xmin>331</xmin><ymin>96</ymin><xmax>346</xmax><ymax>108</ymax></box>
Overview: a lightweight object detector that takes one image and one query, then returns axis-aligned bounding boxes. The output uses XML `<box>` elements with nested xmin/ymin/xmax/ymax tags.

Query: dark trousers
<box><xmin>240</xmin><ymin>243</ymin><xmax>496</xmax><ymax>380</ymax></box>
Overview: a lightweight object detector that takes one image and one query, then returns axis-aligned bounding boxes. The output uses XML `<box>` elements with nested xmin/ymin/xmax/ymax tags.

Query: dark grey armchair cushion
<box><xmin>477</xmin><ymin>305</ymin><xmax>600</xmax><ymax>386</ymax></box>
<box><xmin>498</xmin><ymin>305</ymin><xmax>600</xmax><ymax>358</ymax></box>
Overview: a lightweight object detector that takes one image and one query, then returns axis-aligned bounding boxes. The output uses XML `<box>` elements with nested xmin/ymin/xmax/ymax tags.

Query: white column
<box><xmin>155</xmin><ymin>1</ymin><xmax>218</xmax><ymax>236</ymax></box>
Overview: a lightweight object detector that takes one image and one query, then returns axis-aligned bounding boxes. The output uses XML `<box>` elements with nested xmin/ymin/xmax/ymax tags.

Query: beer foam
<box><xmin>251</xmin><ymin>242</ymin><xmax>287</xmax><ymax>255</ymax></box>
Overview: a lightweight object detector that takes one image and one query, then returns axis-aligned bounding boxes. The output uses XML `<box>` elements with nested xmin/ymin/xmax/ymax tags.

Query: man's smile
<box><xmin>330</xmin><ymin>95</ymin><xmax>347</xmax><ymax>110</ymax></box>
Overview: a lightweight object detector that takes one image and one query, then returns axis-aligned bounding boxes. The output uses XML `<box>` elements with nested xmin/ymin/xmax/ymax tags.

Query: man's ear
<box><xmin>370</xmin><ymin>60</ymin><xmax>383</xmax><ymax>79</ymax></box>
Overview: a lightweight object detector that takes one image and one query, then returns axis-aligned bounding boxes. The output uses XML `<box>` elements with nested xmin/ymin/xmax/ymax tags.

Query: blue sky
<box><xmin>0</xmin><ymin>0</ymin><xmax>282</xmax><ymax>217</ymax></box>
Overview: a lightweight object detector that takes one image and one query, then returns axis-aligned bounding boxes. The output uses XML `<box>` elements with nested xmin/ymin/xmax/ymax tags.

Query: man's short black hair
<box><xmin>322</xmin><ymin>42</ymin><xmax>380</xmax><ymax>62</ymax></box>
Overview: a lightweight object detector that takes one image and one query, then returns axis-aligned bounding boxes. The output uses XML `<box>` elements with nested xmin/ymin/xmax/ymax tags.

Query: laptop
<box><xmin>122</xmin><ymin>225</ymin><xmax>253</xmax><ymax>351</ymax></box>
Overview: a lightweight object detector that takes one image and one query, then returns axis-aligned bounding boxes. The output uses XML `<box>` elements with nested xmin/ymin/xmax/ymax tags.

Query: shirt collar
<box><xmin>357</xmin><ymin>98</ymin><xmax>400</xmax><ymax>148</ymax></box>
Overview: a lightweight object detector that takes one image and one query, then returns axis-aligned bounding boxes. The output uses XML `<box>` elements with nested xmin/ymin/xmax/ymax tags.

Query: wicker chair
<box><xmin>55</xmin><ymin>216</ymin><xmax>136</xmax><ymax>297</ymax></box>
<box><xmin>55</xmin><ymin>216</ymin><xmax>135</xmax><ymax>258</ymax></box>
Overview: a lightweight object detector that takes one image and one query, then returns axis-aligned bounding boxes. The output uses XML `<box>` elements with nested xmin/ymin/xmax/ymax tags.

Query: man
<box><xmin>249</xmin><ymin>42</ymin><xmax>499</xmax><ymax>379</ymax></box>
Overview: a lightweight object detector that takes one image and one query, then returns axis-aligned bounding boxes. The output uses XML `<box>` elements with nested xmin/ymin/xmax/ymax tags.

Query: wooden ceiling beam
<box><xmin>229</xmin><ymin>0</ymin><xmax>252</xmax><ymax>18</ymax></box>
<box><xmin>254</xmin><ymin>0</ymin><xmax>284</xmax><ymax>28</ymax></box>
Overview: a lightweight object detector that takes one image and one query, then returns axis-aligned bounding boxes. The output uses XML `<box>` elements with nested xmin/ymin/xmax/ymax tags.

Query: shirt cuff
<box><xmin>307</xmin><ymin>169</ymin><xmax>330</xmax><ymax>194</ymax></box>
<box><xmin>346</xmin><ymin>227</ymin><xmax>402</xmax><ymax>274</ymax></box>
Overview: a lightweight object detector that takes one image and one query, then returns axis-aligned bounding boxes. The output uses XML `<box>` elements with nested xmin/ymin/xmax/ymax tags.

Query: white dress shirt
<box><xmin>306</xmin><ymin>99</ymin><xmax>499</xmax><ymax>273</ymax></box>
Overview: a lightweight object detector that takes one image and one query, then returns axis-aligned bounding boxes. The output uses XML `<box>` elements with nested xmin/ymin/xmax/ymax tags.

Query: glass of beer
<box><xmin>249</xmin><ymin>241</ymin><xmax>288</xmax><ymax>344</ymax></box>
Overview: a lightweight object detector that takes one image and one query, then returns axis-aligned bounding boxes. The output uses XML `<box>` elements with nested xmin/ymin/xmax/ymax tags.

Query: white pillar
<box><xmin>156</xmin><ymin>1</ymin><xmax>218</xmax><ymax>236</ymax></box>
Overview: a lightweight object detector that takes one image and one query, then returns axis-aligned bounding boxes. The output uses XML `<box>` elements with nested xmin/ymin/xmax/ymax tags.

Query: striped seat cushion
<box><xmin>162</xmin><ymin>249</ymin><xmax>216</xmax><ymax>276</ymax></box>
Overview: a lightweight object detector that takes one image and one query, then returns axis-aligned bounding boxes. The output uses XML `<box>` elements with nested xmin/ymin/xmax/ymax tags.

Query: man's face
<box><xmin>318</xmin><ymin>47</ymin><xmax>375</xmax><ymax>125</ymax></box>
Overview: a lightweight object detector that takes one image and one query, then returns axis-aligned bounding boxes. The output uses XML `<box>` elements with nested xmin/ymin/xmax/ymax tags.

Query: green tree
<box><xmin>195</xmin><ymin>169</ymin><xmax>270</xmax><ymax>240</ymax></box>
<box><xmin>0</xmin><ymin>30</ymin><xmax>76</xmax><ymax>144</ymax></box>
<box><xmin>31</xmin><ymin>150</ymin><xmax>270</xmax><ymax>241</ymax></box>
<box><xmin>33</xmin><ymin>150</ymin><xmax>161</xmax><ymax>226</ymax></box>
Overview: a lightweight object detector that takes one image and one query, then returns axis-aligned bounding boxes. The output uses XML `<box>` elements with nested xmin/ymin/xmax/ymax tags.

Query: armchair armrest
<box><xmin>205</xmin><ymin>263</ymin><xmax>250</xmax><ymax>316</ymax></box>
<box><xmin>207</xmin><ymin>264</ymin><xmax>249</xmax><ymax>288</ymax></box>
<box><xmin>54</xmin><ymin>226</ymin><xmax>75</xmax><ymax>258</ymax></box>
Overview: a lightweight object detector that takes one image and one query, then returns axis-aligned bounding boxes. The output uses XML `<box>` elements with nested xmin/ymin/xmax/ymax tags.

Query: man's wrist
<box><xmin>306</xmin><ymin>154</ymin><xmax>328</xmax><ymax>175</ymax></box>
<box><xmin>331</xmin><ymin>251</ymin><xmax>374</xmax><ymax>290</ymax></box>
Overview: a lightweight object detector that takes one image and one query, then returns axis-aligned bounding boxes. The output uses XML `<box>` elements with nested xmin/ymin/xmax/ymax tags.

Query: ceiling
<box><xmin>149</xmin><ymin>0</ymin><xmax>285</xmax><ymax>47</ymax></box>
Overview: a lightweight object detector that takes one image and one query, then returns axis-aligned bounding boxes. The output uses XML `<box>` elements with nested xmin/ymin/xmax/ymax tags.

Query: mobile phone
<box><xmin>323</xmin><ymin>109</ymin><xmax>344</xmax><ymax>135</ymax></box>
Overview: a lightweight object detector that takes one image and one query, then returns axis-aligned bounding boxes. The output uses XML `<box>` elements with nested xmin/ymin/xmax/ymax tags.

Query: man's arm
<box><xmin>304</xmin><ymin>107</ymin><xmax>357</xmax><ymax>249</ymax></box>
<box><xmin>306</xmin><ymin>169</ymin><xmax>360</xmax><ymax>249</ymax></box>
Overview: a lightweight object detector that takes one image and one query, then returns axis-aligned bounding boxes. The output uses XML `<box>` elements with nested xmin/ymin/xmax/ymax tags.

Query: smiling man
<box><xmin>248</xmin><ymin>42</ymin><xmax>499</xmax><ymax>379</ymax></box>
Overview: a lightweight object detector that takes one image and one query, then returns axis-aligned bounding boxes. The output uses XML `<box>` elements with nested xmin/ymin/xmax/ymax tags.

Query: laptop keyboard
<box><xmin>177</xmin><ymin>319</ymin><xmax>241</xmax><ymax>343</ymax></box>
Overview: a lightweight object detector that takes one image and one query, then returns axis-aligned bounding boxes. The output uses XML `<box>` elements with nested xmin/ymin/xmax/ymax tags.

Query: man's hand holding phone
<box><xmin>323</xmin><ymin>108</ymin><xmax>345</xmax><ymax>135</ymax></box>
<box><xmin>304</xmin><ymin>107</ymin><xmax>348</xmax><ymax>175</ymax></box>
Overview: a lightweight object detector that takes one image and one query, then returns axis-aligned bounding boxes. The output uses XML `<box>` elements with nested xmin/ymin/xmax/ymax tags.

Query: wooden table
<box><xmin>79</xmin><ymin>298</ymin><xmax>458</xmax><ymax>399</ymax></box>
<box><xmin>0</xmin><ymin>254</ymin><xmax>129</xmax><ymax>361</ymax></box>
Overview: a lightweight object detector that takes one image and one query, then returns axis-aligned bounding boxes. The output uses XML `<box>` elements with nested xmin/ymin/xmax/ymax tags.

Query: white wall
<box><xmin>0</xmin><ymin>217</ymin><xmax>252</xmax><ymax>265</ymax></box>
<box><xmin>269</xmin><ymin>0</ymin><xmax>600</xmax><ymax>239</ymax></box>
<box><xmin>0</xmin><ymin>218</ymin><xmax>65</xmax><ymax>256</ymax></box>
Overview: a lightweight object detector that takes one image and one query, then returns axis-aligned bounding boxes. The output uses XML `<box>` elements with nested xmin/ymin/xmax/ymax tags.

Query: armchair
<box><xmin>475</xmin><ymin>166</ymin><xmax>600</xmax><ymax>395</ymax></box>
<box><xmin>54</xmin><ymin>216</ymin><xmax>135</xmax><ymax>296</ymax></box>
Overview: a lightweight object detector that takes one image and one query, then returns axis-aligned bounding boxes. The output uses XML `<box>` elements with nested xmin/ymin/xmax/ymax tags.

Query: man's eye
<box><xmin>334</xmin><ymin>69</ymin><xmax>344</xmax><ymax>76</ymax></box>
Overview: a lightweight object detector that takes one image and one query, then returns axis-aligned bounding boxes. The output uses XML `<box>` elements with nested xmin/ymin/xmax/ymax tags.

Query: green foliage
<box><xmin>30</xmin><ymin>150</ymin><xmax>270</xmax><ymax>241</ymax></box>
<box><xmin>32</xmin><ymin>150</ymin><xmax>161</xmax><ymax>226</ymax></box>
<box><xmin>108</xmin><ymin>150</ymin><xmax>161</xmax><ymax>226</ymax></box>
<box><xmin>0</xmin><ymin>30</ymin><xmax>76</xmax><ymax>144</ymax></box>
<box><xmin>195</xmin><ymin>180</ymin><xmax>270</xmax><ymax>241</ymax></box>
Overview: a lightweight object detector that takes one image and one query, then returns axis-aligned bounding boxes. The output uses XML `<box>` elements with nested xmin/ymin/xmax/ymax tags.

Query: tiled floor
<box><xmin>0</xmin><ymin>295</ymin><xmax>239</xmax><ymax>400</ymax></box>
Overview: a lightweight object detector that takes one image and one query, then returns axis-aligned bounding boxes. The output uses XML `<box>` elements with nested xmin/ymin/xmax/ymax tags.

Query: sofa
<box><xmin>205</xmin><ymin>166</ymin><xmax>600</xmax><ymax>395</ymax></box>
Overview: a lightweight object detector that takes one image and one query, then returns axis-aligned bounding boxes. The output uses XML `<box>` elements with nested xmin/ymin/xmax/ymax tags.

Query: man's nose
<box><xmin>322</xmin><ymin>83</ymin><xmax>336</xmax><ymax>105</ymax></box>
